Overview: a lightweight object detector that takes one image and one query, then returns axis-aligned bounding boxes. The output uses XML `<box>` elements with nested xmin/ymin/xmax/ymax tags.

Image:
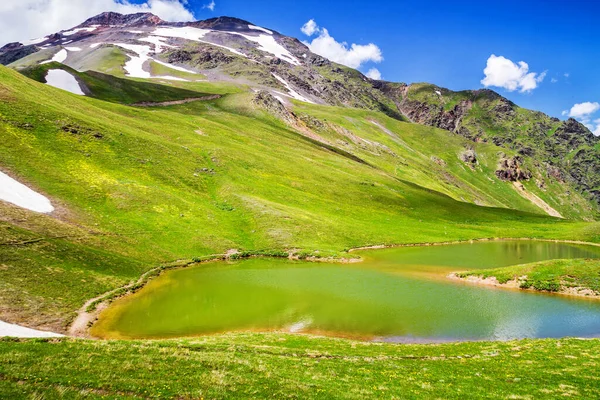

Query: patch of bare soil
<box><xmin>513</xmin><ymin>181</ymin><xmax>563</xmax><ymax>218</ymax></box>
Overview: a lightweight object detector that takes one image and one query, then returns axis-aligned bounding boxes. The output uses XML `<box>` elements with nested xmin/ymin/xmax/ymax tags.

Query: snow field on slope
<box><xmin>0</xmin><ymin>171</ymin><xmax>55</xmax><ymax>213</ymax></box>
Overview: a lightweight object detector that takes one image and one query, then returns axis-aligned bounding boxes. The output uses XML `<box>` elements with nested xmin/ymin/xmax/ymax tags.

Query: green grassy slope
<box><xmin>458</xmin><ymin>258</ymin><xmax>600</xmax><ymax>294</ymax></box>
<box><xmin>292</xmin><ymin>102</ymin><xmax>595</xmax><ymax>219</ymax></box>
<box><xmin>2</xmin><ymin>335</ymin><xmax>599</xmax><ymax>399</ymax></box>
<box><xmin>401</xmin><ymin>83</ymin><xmax>600</xmax><ymax>212</ymax></box>
<box><xmin>20</xmin><ymin>63</ymin><xmax>213</xmax><ymax>105</ymax></box>
<box><xmin>1</xmin><ymin>64</ymin><xmax>599</xmax><ymax>332</ymax></box>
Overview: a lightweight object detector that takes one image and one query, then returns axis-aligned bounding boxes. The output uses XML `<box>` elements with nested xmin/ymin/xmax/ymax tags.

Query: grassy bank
<box><xmin>1</xmin><ymin>334</ymin><xmax>599</xmax><ymax>399</ymax></box>
<box><xmin>3</xmin><ymin>64</ymin><xmax>600</xmax><ymax>331</ymax></box>
<box><xmin>456</xmin><ymin>258</ymin><xmax>600</xmax><ymax>296</ymax></box>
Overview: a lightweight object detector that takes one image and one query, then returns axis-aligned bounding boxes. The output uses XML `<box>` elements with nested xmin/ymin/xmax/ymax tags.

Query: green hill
<box><xmin>1</xmin><ymin>65</ymin><xmax>599</xmax><ymax>333</ymax></box>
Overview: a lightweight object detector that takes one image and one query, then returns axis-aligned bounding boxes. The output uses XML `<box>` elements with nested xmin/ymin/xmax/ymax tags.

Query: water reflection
<box><xmin>92</xmin><ymin>241</ymin><xmax>600</xmax><ymax>341</ymax></box>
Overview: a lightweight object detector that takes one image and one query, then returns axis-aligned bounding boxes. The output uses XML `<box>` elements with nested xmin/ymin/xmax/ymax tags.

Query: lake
<box><xmin>92</xmin><ymin>240</ymin><xmax>600</xmax><ymax>342</ymax></box>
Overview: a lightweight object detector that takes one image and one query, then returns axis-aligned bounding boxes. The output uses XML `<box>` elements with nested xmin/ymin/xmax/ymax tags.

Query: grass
<box><xmin>457</xmin><ymin>258</ymin><xmax>600</xmax><ymax>294</ymax></box>
<box><xmin>1</xmin><ymin>64</ymin><xmax>600</xmax><ymax>331</ymax></box>
<box><xmin>1</xmin><ymin>63</ymin><xmax>600</xmax><ymax>397</ymax></box>
<box><xmin>403</xmin><ymin>83</ymin><xmax>600</xmax><ymax>215</ymax></box>
<box><xmin>19</xmin><ymin>63</ymin><xmax>212</xmax><ymax>105</ymax></box>
<box><xmin>1</xmin><ymin>334</ymin><xmax>600</xmax><ymax>399</ymax></box>
<box><xmin>149</xmin><ymin>60</ymin><xmax>207</xmax><ymax>81</ymax></box>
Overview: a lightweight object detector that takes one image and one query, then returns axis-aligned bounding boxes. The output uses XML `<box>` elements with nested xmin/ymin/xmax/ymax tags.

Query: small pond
<box><xmin>92</xmin><ymin>241</ymin><xmax>600</xmax><ymax>342</ymax></box>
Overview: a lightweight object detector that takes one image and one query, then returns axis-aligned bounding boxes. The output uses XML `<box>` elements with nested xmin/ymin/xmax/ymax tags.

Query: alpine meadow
<box><xmin>1</xmin><ymin>3</ymin><xmax>600</xmax><ymax>399</ymax></box>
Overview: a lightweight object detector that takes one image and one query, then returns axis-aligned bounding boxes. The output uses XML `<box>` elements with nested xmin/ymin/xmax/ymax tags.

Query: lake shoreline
<box><xmin>448</xmin><ymin>273</ymin><xmax>600</xmax><ymax>300</ymax></box>
<box><xmin>67</xmin><ymin>237</ymin><xmax>600</xmax><ymax>340</ymax></box>
<box><xmin>348</xmin><ymin>237</ymin><xmax>600</xmax><ymax>252</ymax></box>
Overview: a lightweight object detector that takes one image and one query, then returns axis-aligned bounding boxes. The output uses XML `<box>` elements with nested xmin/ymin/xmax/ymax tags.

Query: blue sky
<box><xmin>3</xmin><ymin>0</ymin><xmax>598</xmax><ymax>128</ymax></box>
<box><xmin>179</xmin><ymin>0</ymin><xmax>598</xmax><ymax>125</ymax></box>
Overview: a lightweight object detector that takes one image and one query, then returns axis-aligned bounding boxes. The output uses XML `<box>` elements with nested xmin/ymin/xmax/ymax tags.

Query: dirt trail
<box><xmin>512</xmin><ymin>181</ymin><xmax>563</xmax><ymax>218</ymax></box>
<box><xmin>132</xmin><ymin>95</ymin><xmax>221</xmax><ymax>107</ymax></box>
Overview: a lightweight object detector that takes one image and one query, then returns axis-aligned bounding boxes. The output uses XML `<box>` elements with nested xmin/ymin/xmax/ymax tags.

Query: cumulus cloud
<box><xmin>366</xmin><ymin>68</ymin><xmax>382</xmax><ymax>80</ymax></box>
<box><xmin>0</xmin><ymin>0</ymin><xmax>195</xmax><ymax>45</ymax></box>
<box><xmin>301</xmin><ymin>19</ymin><xmax>319</xmax><ymax>36</ymax></box>
<box><xmin>481</xmin><ymin>55</ymin><xmax>546</xmax><ymax>93</ymax></box>
<box><xmin>300</xmin><ymin>19</ymin><xmax>383</xmax><ymax>69</ymax></box>
<box><xmin>565</xmin><ymin>102</ymin><xmax>600</xmax><ymax>119</ymax></box>
<box><xmin>203</xmin><ymin>0</ymin><xmax>216</xmax><ymax>11</ymax></box>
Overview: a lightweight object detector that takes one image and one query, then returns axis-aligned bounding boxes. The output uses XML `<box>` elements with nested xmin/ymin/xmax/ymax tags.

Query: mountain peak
<box><xmin>78</xmin><ymin>12</ymin><xmax>165</xmax><ymax>28</ymax></box>
<box><xmin>189</xmin><ymin>16</ymin><xmax>276</xmax><ymax>34</ymax></box>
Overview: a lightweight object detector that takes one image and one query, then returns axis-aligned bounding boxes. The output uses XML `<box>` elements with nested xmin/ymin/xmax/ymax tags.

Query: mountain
<box><xmin>393</xmin><ymin>83</ymin><xmax>600</xmax><ymax>204</ymax></box>
<box><xmin>1</xmin><ymin>12</ymin><xmax>600</xmax><ymax>335</ymax></box>
<box><xmin>2</xmin><ymin>12</ymin><xmax>598</xmax><ymax>213</ymax></box>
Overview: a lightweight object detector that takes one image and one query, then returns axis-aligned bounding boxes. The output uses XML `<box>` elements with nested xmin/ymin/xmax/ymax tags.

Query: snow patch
<box><xmin>153</xmin><ymin>26</ymin><xmax>211</xmax><ymax>41</ymax></box>
<box><xmin>153</xmin><ymin>76</ymin><xmax>189</xmax><ymax>82</ymax></box>
<box><xmin>45</xmin><ymin>69</ymin><xmax>85</xmax><ymax>96</ymax></box>
<box><xmin>272</xmin><ymin>73</ymin><xmax>314</xmax><ymax>103</ymax></box>
<box><xmin>0</xmin><ymin>320</ymin><xmax>63</xmax><ymax>338</ymax></box>
<box><xmin>52</xmin><ymin>49</ymin><xmax>68</xmax><ymax>63</ymax></box>
<box><xmin>90</xmin><ymin>43</ymin><xmax>103</xmax><ymax>49</ymax></box>
<box><xmin>128</xmin><ymin>30</ymin><xmax>144</xmax><ymax>34</ymax></box>
<box><xmin>435</xmin><ymin>90</ymin><xmax>442</xmax><ymax>96</ymax></box>
<box><xmin>229</xmin><ymin>32</ymin><xmax>300</xmax><ymax>65</ymax></box>
<box><xmin>41</xmin><ymin>48</ymin><xmax>68</xmax><ymax>65</ymax></box>
<box><xmin>26</xmin><ymin>37</ymin><xmax>47</xmax><ymax>45</ymax></box>
<box><xmin>65</xmin><ymin>47</ymin><xmax>82</xmax><ymax>52</ymax></box>
<box><xmin>62</xmin><ymin>26</ymin><xmax>98</xmax><ymax>36</ymax></box>
<box><xmin>62</xmin><ymin>40</ymin><xmax>73</xmax><ymax>45</ymax></box>
<box><xmin>153</xmin><ymin>26</ymin><xmax>247</xmax><ymax>57</ymax></box>
<box><xmin>111</xmin><ymin>43</ymin><xmax>152</xmax><ymax>78</ymax></box>
<box><xmin>153</xmin><ymin>59</ymin><xmax>198</xmax><ymax>74</ymax></box>
<box><xmin>248</xmin><ymin>24</ymin><xmax>273</xmax><ymax>35</ymax></box>
<box><xmin>139</xmin><ymin>36</ymin><xmax>174</xmax><ymax>54</ymax></box>
<box><xmin>0</xmin><ymin>171</ymin><xmax>54</xmax><ymax>213</ymax></box>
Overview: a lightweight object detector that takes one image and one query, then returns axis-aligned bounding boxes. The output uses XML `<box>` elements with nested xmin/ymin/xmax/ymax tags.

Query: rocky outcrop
<box><xmin>0</xmin><ymin>44</ymin><xmax>38</xmax><ymax>66</ymax></box>
<box><xmin>495</xmin><ymin>156</ymin><xmax>532</xmax><ymax>182</ymax></box>
<box><xmin>460</xmin><ymin>149</ymin><xmax>478</xmax><ymax>169</ymax></box>
<box><xmin>190</xmin><ymin>17</ymin><xmax>260</xmax><ymax>32</ymax></box>
<box><xmin>78</xmin><ymin>12</ymin><xmax>164</xmax><ymax>27</ymax></box>
<box><xmin>554</xmin><ymin>118</ymin><xmax>597</xmax><ymax>149</ymax></box>
<box><xmin>400</xmin><ymin>98</ymin><xmax>474</xmax><ymax>137</ymax></box>
<box><xmin>252</xmin><ymin>91</ymin><xmax>296</xmax><ymax>125</ymax></box>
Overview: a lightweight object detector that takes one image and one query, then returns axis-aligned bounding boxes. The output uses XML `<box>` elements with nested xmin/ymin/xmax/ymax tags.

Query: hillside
<box><xmin>393</xmin><ymin>83</ymin><xmax>600</xmax><ymax>206</ymax></box>
<box><xmin>3</xmin><ymin>62</ymin><xmax>599</xmax><ymax>332</ymax></box>
<box><xmin>1</xmin><ymin>11</ymin><xmax>600</xmax><ymax>399</ymax></box>
<box><xmin>2</xmin><ymin>13</ymin><xmax>598</xmax><ymax>221</ymax></box>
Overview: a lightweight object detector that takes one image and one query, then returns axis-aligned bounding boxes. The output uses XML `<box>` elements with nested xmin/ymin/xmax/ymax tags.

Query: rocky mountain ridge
<box><xmin>392</xmin><ymin>83</ymin><xmax>600</xmax><ymax>203</ymax></box>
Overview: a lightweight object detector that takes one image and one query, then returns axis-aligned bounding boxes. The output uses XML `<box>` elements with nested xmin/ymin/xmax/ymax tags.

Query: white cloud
<box><xmin>563</xmin><ymin>103</ymin><xmax>600</xmax><ymax>136</ymax></box>
<box><xmin>564</xmin><ymin>73</ymin><xmax>570</xmax><ymax>78</ymax></box>
<box><xmin>594</xmin><ymin>119</ymin><xmax>600</xmax><ymax>136</ymax></box>
<box><xmin>203</xmin><ymin>0</ymin><xmax>215</xmax><ymax>11</ymax></box>
<box><xmin>0</xmin><ymin>0</ymin><xmax>195</xmax><ymax>45</ymax></box>
<box><xmin>301</xmin><ymin>20</ymin><xmax>383</xmax><ymax>69</ymax></box>
<box><xmin>301</xmin><ymin>19</ymin><xmax>319</xmax><ymax>36</ymax></box>
<box><xmin>566</xmin><ymin>102</ymin><xmax>600</xmax><ymax>119</ymax></box>
<box><xmin>366</xmin><ymin>68</ymin><xmax>382</xmax><ymax>80</ymax></box>
<box><xmin>551</xmin><ymin>77</ymin><xmax>558</xmax><ymax>83</ymax></box>
<box><xmin>481</xmin><ymin>55</ymin><xmax>546</xmax><ymax>93</ymax></box>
